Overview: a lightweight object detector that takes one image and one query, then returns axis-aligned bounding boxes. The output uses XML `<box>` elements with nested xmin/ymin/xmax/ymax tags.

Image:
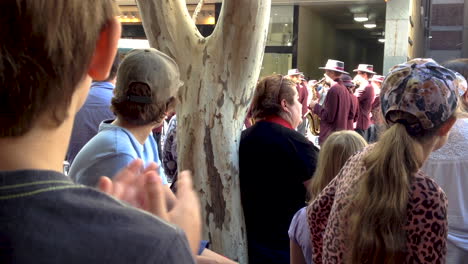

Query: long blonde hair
<box><xmin>348</xmin><ymin>119</ymin><xmax>447</xmax><ymax>263</ymax></box>
<box><xmin>308</xmin><ymin>131</ymin><xmax>367</xmax><ymax>201</ymax></box>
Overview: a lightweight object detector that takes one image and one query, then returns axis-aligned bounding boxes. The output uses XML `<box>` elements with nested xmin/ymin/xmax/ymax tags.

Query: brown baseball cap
<box><xmin>115</xmin><ymin>48</ymin><xmax>183</xmax><ymax>105</ymax></box>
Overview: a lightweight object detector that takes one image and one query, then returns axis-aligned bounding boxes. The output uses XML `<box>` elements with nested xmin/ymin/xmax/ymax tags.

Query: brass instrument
<box><xmin>307</xmin><ymin>78</ymin><xmax>327</xmax><ymax>136</ymax></box>
<box><xmin>311</xmin><ymin>78</ymin><xmax>325</xmax><ymax>101</ymax></box>
<box><xmin>306</xmin><ymin>111</ymin><xmax>320</xmax><ymax>136</ymax></box>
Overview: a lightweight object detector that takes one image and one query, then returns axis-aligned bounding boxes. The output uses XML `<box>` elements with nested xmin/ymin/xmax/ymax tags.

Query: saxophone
<box><xmin>306</xmin><ymin>78</ymin><xmax>326</xmax><ymax>136</ymax></box>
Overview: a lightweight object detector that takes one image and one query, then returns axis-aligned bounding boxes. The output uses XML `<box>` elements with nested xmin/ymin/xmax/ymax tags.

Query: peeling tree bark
<box><xmin>136</xmin><ymin>0</ymin><xmax>271</xmax><ymax>262</ymax></box>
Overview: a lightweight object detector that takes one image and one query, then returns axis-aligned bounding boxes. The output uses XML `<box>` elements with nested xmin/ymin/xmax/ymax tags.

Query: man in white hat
<box><xmin>353</xmin><ymin>64</ymin><xmax>376</xmax><ymax>140</ymax></box>
<box><xmin>288</xmin><ymin>69</ymin><xmax>309</xmax><ymax>136</ymax></box>
<box><xmin>370</xmin><ymin>74</ymin><xmax>384</xmax><ymax>108</ymax></box>
<box><xmin>340</xmin><ymin>74</ymin><xmax>359</xmax><ymax>130</ymax></box>
<box><xmin>368</xmin><ymin>74</ymin><xmax>385</xmax><ymax>142</ymax></box>
<box><xmin>309</xmin><ymin>59</ymin><xmax>353</xmax><ymax>145</ymax></box>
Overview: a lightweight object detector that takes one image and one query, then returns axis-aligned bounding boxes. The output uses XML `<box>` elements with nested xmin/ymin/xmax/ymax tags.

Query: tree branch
<box><xmin>136</xmin><ymin>0</ymin><xmax>204</xmax><ymax>64</ymax></box>
<box><xmin>192</xmin><ymin>0</ymin><xmax>205</xmax><ymax>22</ymax></box>
<box><xmin>210</xmin><ymin>0</ymin><xmax>272</xmax><ymax>100</ymax></box>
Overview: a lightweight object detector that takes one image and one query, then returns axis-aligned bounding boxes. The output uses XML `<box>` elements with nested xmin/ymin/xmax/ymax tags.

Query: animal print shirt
<box><xmin>307</xmin><ymin>145</ymin><xmax>448</xmax><ymax>264</ymax></box>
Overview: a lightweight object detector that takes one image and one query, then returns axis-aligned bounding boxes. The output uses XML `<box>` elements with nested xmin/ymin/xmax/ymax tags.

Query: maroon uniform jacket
<box><xmin>348</xmin><ymin>93</ymin><xmax>359</xmax><ymax>130</ymax></box>
<box><xmin>354</xmin><ymin>83</ymin><xmax>375</xmax><ymax>130</ymax></box>
<box><xmin>313</xmin><ymin>80</ymin><xmax>352</xmax><ymax>145</ymax></box>
<box><xmin>297</xmin><ymin>83</ymin><xmax>309</xmax><ymax>117</ymax></box>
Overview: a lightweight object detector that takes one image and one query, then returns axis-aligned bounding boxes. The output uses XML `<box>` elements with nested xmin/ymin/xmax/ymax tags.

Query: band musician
<box><xmin>308</xmin><ymin>59</ymin><xmax>353</xmax><ymax>145</ymax></box>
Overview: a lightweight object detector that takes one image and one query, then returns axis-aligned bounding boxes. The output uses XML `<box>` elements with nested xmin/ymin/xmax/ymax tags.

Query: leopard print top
<box><xmin>307</xmin><ymin>145</ymin><xmax>448</xmax><ymax>264</ymax></box>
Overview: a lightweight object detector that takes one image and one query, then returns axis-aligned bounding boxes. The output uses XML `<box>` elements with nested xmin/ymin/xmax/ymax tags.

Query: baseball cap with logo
<box><xmin>115</xmin><ymin>48</ymin><xmax>183</xmax><ymax>106</ymax></box>
<box><xmin>381</xmin><ymin>58</ymin><xmax>459</xmax><ymax>134</ymax></box>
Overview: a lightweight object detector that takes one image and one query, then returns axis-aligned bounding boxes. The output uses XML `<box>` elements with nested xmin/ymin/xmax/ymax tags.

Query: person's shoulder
<box><xmin>329</xmin><ymin>83</ymin><xmax>342</xmax><ymax>90</ymax></box>
<box><xmin>410</xmin><ymin>172</ymin><xmax>447</xmax><ymax>208</ymax></box>
<box><xmin>97</xmin><ymin>123</ymin><xmax>140</xmax><ymax>154</ymax></box>
<box><xmin>85</xmin><ymin>83</ymin><xmax>114</xmax><ymax>103</ymax></box>
<box><xmin>59</xmin><ymin>188</ymin><xmax>193</xmax><ymax>262</ymax></box>
<box><xmin>412</xmin><ymin>172</ymin><xmax>446</xmax><ymax>195</ymax></box>
<box><xmin>66</xmin><ymin>188</ymin><xmax>190</xmax><ymax>247</ymax></box>
<box><xmin>241</xmin><ymin>121</ymin><xmax>274</xmax><ymax>139</ymax></box>
<box><xmin>329</xmin><ymin>83</ymin><xmax>348</xmax><ymax>94</ymax></box>
<box><xmin>292</xmin><ymin>207</ymin><xmax>307</xmax><ymax>222</ymax></box>
<box><xmin>76</xmin><ymin>126</ymin><xmax>120</xmax><ymax>154</ymax></box>
<box><xmin>69</xmin><ymin>125</ymin><xmax>136</xmax><ymax>176</ymax></box>
<box><xmin>288</xmin><ymin>206</ymin><xmax>307</xmax><ymax>238</ymax></box>
<box><xmin>241</xmin><ymin>122</ymin><xmax>293</xmax><ymax>151</ymax></box>
<box><xmin>335</xmin><ymin>145</ymin><xmax>372</xmax><ymax>180</ymax></box>
<box><xmin>289</xmin><ymin>129</ymin><xmax>319</xmax><ymax>151</ymax></box>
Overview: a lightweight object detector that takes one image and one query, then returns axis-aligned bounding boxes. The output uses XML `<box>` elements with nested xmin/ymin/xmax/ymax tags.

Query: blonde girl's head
<box><xmin>308</xmin><ymin>130</ymin><xmax>367</xmax><ymax>201</ymax></box>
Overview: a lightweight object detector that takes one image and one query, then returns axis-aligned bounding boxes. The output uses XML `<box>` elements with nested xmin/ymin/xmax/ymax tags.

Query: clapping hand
<box><xmin>98</xmin><ymin>159</ymin><xmax>201</xmax><ymax>255</ymax></box>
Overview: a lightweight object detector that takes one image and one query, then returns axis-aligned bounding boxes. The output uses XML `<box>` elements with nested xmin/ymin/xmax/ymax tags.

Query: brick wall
<box><xmin>428</xmin><ymin>2</ymin><xmax>465</xmax><ymax>62</ymax></box>
<box><xmin>431</xmin><ymin>4</ymin><xmax>463</xmax><ymax>26</ymax></box>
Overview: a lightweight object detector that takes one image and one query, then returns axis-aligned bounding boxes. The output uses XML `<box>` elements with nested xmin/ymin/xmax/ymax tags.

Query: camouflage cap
<box><xmin>381</xmin><ymin>58</ymin><xmax>459</xmax><ymax>131</ymax></box>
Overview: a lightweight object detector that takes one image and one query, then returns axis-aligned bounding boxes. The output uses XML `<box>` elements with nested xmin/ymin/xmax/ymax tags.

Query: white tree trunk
<box><xmin>136</xmin><ymin>1</ymin><xmax>271</xmax><ymax>262</ymax></box>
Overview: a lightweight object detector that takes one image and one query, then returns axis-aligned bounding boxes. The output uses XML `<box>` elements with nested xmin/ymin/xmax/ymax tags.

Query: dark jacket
<box><xmin>348</xmin><ymin>93</ymin><xmax>359</xmax><ymax>130</ymax></box>
<box><xmin>239</xmin><ymin>120</ymin><xmax>319</xmax><ymax>264</ymax></box>
<box><xmin>354</xmin><ymin>83</ymin><xmax>375</xmax><ymax>130</ymax></box>
<box><xmin>297</xmin><ymin>83</ymin><xmax>309</xmax><ymax>117</ymax></box>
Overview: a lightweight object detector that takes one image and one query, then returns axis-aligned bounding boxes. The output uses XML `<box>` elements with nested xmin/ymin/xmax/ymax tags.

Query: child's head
<box><xmin>111</xmin><ymin>48</ymin><xmax>183</xmax><ymax>126</ymax></box>
<box><xmin>308</xmin><ymin>131</ymin><xmax>367</xmax><ymax>200</ymax></box>
<box><xmin>0</xmin><ymin>0</ymin><xmax>119</xmax><ymax>137</ymax></box>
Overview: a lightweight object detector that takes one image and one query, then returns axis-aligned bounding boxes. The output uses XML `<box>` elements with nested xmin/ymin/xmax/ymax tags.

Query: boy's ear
<box><xmin>88</xmin><ymin>17</ymin><xmax>121</xmax><ymax>80</ymax></box>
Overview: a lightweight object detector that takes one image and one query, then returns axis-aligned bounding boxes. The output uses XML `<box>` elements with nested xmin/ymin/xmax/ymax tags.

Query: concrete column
<box><xmin>383</xmin><ymin>0</ymin><xmax>412</xmax><ymax>74</ymax></box>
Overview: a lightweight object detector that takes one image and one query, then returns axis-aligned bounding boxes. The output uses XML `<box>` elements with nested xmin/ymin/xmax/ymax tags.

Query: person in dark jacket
<box><xmin>341</xmin><ymin>74</ymin><xmax>359</xmax><ymax>130</ymax></box>
<box><xmin>353</xmin><ymin>64</ymin><xmax>376</xmax><ymax>140</ymax></box>
<box><xmin>240</xmin><ymin>74</ymin><xmax>319</xmax><ymax>264</ymax></box>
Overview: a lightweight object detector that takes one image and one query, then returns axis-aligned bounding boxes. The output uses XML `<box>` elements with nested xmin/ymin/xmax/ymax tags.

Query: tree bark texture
<box><xmin>136</xmin><ymin>0</ymin><xmax>271</xmax><ymax>262</ymax></box>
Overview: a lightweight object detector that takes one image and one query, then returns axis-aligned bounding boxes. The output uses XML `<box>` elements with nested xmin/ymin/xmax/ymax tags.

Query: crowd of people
<box><xmin>275</xmin><ymin>60</ymin><xmax>385</xmax><ymax>147</ymax></box>
<box><xmin>0</xmin><ymin>1</ymin><xmax>467</xmax><ymax>264</ymax></box>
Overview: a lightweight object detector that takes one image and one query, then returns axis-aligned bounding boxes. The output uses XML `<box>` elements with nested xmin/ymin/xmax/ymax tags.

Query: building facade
<box><xmin>427</xmin><ymin>0</ymin><xmax>468</xmax><ymax>63</ymax></box>
<box><xmin>117</xmin><ymin>0</ymin><xmax>467</xmax><ymax>79</ymax></box>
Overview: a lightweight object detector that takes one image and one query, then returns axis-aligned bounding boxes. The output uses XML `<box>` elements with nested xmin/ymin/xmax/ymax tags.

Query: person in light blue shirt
<box><xmin>66</xmin><ymin>55</ymin><xmax>120</xmax><ymax>165</ymax></box>
<box><xmin>69</xmin><ymin>48</ymin><xmax>181</xmax><ymax>207</ymax></box>
<box><xmin>68</xmin><ymin>48</ymin><xmax>236</xmax><ymax>264</ymax></box>
<box><xmin>69</xmin><ymin>120</ymin><xmax>168</xmax><ymax>187</ymax></box>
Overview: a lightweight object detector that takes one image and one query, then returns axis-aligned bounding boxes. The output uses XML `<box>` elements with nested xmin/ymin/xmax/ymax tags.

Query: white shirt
<box><xmin>422</xmin><ymin>118</ymin><xmax>468</xmax><ymax>251</ymax></box>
